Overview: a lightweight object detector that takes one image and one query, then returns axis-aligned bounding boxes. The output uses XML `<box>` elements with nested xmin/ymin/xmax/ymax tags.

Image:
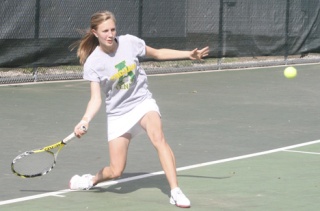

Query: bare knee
<box><xmin>150</xmin><ymin>133</ymin><xmax>170</xmax><ymax>152</ymax></box>
<box><xmin>151</xmin><ymin>129</ymin><xmax>165</xmax><ymax>141</ymax></box>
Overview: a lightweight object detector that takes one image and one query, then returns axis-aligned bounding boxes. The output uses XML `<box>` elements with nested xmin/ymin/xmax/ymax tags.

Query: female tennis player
<box><xmin>69</xmin><ymin>10</ymin><xmax>209</xmax><ymax>208</ymax></box>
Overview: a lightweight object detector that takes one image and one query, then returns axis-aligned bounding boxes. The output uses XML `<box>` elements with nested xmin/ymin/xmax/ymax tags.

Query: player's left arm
<box><xmin>145</xmin><ymin>46</ymin><xmax>209</xmax><ymax>61</ymax></box>
<box><xmin>74</xmin><ymin>81</ymin><xmax>102</xmax><ymax>137</ymax></box>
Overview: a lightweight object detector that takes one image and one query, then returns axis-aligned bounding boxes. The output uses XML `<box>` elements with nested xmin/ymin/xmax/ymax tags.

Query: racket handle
<box><xmin>63</xmin><ymin>132</ymin><xmax>76</xmax><ymax>144</ymax></box>
<box><xmin>63</xmin><ymin>126</ymin><xmax>87</xmax><ymax>144</ymax></box>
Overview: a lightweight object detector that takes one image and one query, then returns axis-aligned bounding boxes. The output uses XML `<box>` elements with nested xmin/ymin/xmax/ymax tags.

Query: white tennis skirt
<box><xmin>107</xmin><ymin>98</ymin><xmax>160</xmax><ymax>141</ymax></box>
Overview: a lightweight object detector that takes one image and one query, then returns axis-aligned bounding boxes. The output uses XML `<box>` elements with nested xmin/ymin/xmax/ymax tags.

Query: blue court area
<box><xmin>1</xmin><ymin>63</ymin><xmax>320</xmax><ymax>210</ymax></box>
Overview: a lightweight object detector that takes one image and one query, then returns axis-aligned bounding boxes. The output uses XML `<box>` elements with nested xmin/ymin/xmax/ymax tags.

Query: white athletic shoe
<box><xmin>69</xmin><ymin>174</ymin><xmax>94</xmax><ymax>190</ymax></box>
<box><xmin>170</xmin><ymin>187</ymin><xmax>191</xmax><ymax>208</ymax></box>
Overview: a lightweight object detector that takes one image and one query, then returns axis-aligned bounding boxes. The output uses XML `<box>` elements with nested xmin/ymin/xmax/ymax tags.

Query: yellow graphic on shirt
<box><xmin>110</xmin><ymin>61</ymin><xmax>136</xmax><ymax>90</ymax></box>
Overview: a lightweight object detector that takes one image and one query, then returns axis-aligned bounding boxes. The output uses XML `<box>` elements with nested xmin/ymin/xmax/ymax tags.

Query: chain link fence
<box><xmin>1</xmin><ymin>0</ymin><xmax>320</xmax><ymax>84</ymax></box>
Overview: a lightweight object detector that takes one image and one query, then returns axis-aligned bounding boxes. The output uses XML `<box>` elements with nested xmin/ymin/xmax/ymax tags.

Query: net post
<box><xmin>33</xmin><ymin>67</ymin><xmax>38</xmax><ymax>82</ymax></box>
<box><xmin>218</xmin><ymin>58</ymin><xmax>222</xmax><ymax>70</ymax></box>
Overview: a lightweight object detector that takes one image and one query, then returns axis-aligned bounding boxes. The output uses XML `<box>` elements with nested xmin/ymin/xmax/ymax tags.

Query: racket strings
<box><xmin>12</xmin><ymin>151</ymin><xmax>56</xmax><ymax>177</ymax></box>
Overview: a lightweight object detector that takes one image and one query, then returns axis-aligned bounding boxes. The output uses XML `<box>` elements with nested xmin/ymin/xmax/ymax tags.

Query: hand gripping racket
<box><xmin>11</xmin><ymin>126</ymin><xmax>86</xmax><ymax>178</ymax></box>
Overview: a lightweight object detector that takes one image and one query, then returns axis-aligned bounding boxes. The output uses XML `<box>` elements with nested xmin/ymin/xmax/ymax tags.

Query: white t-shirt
<box><xmin>83</xmin><ymin>34</ymin><xmax>153</xmax><ymax>117</ymax></box>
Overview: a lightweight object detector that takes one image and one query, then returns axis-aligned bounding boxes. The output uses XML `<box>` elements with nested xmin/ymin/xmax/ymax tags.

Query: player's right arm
<box><xmin>145</xmin><ymin>46</ymin><xmax>209</xmax><ymax>61</ymax></box>
<box><xmin>74</xmin><ymin>81</ymin><xmax>102</xmax><ymax>137</ymax></box>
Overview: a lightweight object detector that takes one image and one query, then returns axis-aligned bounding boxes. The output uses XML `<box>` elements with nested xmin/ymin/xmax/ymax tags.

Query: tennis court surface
<box><xmin>1</xmin><ymin>64</ymin><xmax>320</xmax><ymax>210</ymax></box>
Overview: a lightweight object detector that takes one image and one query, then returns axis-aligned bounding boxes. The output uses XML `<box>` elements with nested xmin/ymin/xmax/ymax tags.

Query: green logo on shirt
<box><xmin>111</xmin><ymin>61</ymin><xmax>136</xmax><ymax>90</ymax></box>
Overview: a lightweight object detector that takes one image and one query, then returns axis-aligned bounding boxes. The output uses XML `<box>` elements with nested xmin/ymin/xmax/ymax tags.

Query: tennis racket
<box><xmin>11</xmin><ymin>126</ymin><xmax>86</xmax><ymax>178</ymax></box>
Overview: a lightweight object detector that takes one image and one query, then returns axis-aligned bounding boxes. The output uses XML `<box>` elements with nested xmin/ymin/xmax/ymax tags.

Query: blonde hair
<box><xmin>71</xmin><ymin>11</ymin><xmax>116</xmax><ymax>65</ymax></box>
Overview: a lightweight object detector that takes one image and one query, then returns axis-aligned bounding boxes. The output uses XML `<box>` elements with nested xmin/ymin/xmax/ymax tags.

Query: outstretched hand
<box><xmin>189</xmin><ymin>46</ymin><xmax>210</xmax><ymax>60</ymax></box>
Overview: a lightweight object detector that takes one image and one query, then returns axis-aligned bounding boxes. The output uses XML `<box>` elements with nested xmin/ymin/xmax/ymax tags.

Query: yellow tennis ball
<box><xmin>284</xmin><ymin>66</ymin><xmax>297</xmax><ymax>79</ymax></box>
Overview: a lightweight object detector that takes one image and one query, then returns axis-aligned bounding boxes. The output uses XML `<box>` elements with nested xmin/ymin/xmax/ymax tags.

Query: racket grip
<box><xmin>63</xmin><ymin>125</ymin><xmax>87</xmax><ymax>144</ymax></box>
<box><xmin>63</xmin><ymin>132</ymin><xmax>76</xmax><ymax>144</ymax></box>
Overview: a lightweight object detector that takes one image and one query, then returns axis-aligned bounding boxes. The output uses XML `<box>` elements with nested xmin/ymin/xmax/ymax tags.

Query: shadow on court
<box><xmin>1</xmin><ymin>63</ymin><xmax>320</xmax><ymax>210</ymax></box>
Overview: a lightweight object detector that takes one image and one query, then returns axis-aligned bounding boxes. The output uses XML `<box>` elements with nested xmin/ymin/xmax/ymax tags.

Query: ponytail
<box><xmin>69</xmin><ymin>30</ymin><xmax>99</xmax><ymax>65</ymax></box>
<box><xmin>78</xmin><ymin>32</ymin><xmax>99</xmax><ymax>65</ymax></box>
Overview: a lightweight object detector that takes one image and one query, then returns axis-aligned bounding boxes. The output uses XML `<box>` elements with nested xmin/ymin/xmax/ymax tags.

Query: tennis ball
<box><xmin>284</xmin><ymin>66</ymin><xmax>297</xmax><ymax>79</ymax></box>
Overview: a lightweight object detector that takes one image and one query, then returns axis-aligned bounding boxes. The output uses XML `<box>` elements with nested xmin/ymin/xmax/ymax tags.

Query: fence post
<box><xmin>284</xmin><ymin>0</ymin><xmax>290</xmax><ymax>65</ymax></box>
<box><xmin>33</xmin><ymin>0</ymin><xmax>41</xmax><ymax>82</ymax></box>
<box><xmin>138</xmin><ymin>0</ymin><xmax>143</xmax><ymax>38</ymax></box>
<box><xmin>217</xmin><ymin>0</ymin><xmax>224</xmax><ymax>70</ymax></box>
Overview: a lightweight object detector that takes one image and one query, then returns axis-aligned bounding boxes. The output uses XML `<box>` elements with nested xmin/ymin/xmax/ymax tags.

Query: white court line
<box><xmin>283</xmin><ymin>149</ymin><xmax>320</xmax><ymax>155</ymax></box>
<box><xmin>1</xmin><ymin>139</ymin><xmax>320</xmax><ymax>206</ymax></box>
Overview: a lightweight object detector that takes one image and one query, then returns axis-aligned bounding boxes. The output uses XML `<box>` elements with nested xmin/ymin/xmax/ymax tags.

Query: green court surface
<box><xmin>1</xmin><ymin>63</ymin><xmax>320</xmax><ymax>210</ymax></box>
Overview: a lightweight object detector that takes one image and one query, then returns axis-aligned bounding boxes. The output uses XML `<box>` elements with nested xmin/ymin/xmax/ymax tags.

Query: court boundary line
<box><xmin>283</xmin><ymin>149</ymin><xmax>320</xmax><ymax>155</ymax></box>
<box><xmin>1</xmin><ymin>139</ymin><xmax>320</xmax><ymax>206</ymax></box>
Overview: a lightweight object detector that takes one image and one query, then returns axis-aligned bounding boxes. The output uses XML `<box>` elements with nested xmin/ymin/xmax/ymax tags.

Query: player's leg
<box><xmin>140</xmin><ymin>111</ymin><xmax>191</xmax><ymax>208</ymax></box>
<box><xmin>140</xmin><ymin>111</ymin><xmax>177</xmax><ymax>188</ymax></box>
<box><xmin>69</xmin><ymin>133</ymin><xmax>131</xmax><ymax>189</ymax></box>
<box><xmin>93</xmin><ymin>133</ymin><xmax>131</xmax><ymax>185</ymax></box>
